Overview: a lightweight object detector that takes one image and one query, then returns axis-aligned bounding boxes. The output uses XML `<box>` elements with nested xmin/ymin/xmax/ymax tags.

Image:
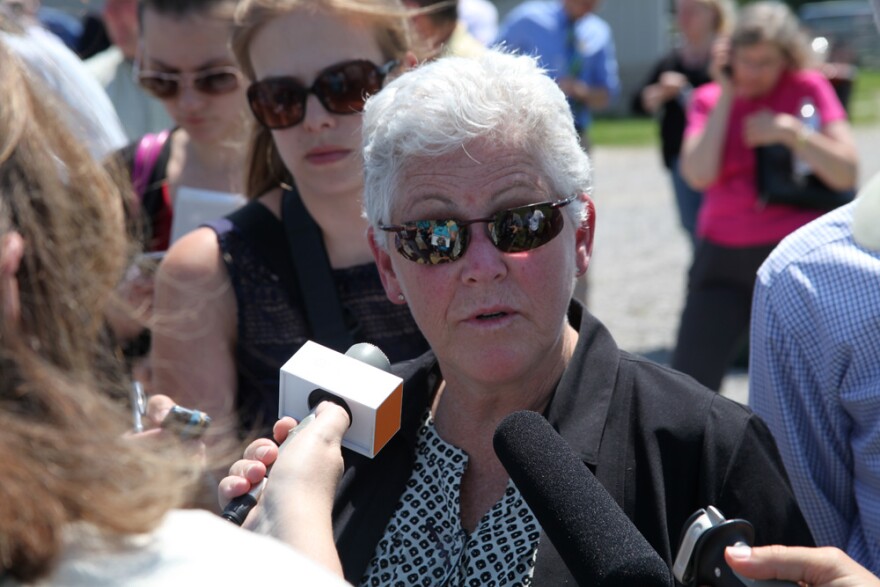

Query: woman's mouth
<box><xmin>306</xmin><ymin>147</ymin><xmax>351</xmax><ymax>165</ymax></box>
<box><xmin>477</xmin><ymin>311</ymin><xmax>508</xmax><ymax>320</ymax></box>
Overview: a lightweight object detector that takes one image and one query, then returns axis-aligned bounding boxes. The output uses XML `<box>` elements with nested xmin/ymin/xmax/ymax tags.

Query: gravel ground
<box><xmin>583</xmin><ymin>123</ymin><xmax>880</xmax><ymax>405</ymax></box>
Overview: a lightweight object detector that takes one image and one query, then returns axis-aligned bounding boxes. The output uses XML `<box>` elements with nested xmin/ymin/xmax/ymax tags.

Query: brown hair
<box><xmin>138</xmin><ymin>0</ymin><xmax>240</xmax><ymax>28</ymax></box>
<box><xmin>0</xmin><ymin>44</ymin><xmax>201</xmax><ymax>582</ymax></box>
<box><xmin>730</xmin><ymin>1</ymin><xmax>812</xmax><ymax>70</ymax></box>
<box><xmin>231</xmin><ymin>0</ymin><xmax>416</xmax><ymax>199</ymax></box>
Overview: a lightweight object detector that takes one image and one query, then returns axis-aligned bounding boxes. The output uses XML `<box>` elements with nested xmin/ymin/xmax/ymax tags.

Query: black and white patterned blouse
<box><xmin>360</xmin><ymin>410</ymin><xmax>541</xmax><ymax>586</ymax></box>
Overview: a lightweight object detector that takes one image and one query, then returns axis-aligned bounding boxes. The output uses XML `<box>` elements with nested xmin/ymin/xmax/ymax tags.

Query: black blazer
<box><xmin>330</xmin><ymin>303</ymin><xmax>813</xmax><ymax>584</ymax></box>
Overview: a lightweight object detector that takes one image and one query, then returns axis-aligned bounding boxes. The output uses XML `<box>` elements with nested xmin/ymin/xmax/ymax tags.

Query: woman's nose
<box><xmin>301</xmin><ymin>93</ymin><xmax>336</xmax><ymax>132</ymax></box>
<box><xmin>176</xmin><ymin>82</ymin><xmax>205</xmax><ymax>111</ymax></box>
<box><xmin>459</xmin><ymin>225</ymin><xmax>508</xmax><ymax>283</ymax></box>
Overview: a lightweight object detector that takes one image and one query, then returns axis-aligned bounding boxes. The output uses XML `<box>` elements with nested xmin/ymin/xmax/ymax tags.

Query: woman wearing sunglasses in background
<box><xmin>151</xmin><ymin>0</ymin><xmax>428</xmax><ymax>443</ymax></box>
<box><xmin>107</xmin><ymin>0</ymin><xmax>249</xmax><ymax>384</ymax></box>
<box><xmin>220</xmin><ymin>50</ymin><xmax>813</xmax><ymax>584</ymax></box>
<box><xmin>117</xmin><ymin>0</ymin><xmax>248</xmax><ymax>254</ymax></box>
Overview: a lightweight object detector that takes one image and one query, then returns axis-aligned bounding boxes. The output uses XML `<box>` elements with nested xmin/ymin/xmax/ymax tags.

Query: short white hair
<box><xmin>362</xmin><ymin>49</ymin><xmax>592</xmax><ymax>247</ymax></box>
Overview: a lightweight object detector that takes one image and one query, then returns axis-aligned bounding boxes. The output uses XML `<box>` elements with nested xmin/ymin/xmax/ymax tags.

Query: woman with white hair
<box><xmin>220</xmin><ymin>50</ymin><xmax>812</xmax><ymax>584</ymax></box>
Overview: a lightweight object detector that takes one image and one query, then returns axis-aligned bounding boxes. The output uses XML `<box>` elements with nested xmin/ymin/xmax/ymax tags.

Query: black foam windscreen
<box><xmin>493</xmin><ymin>410</ymin><xmax>673</xmax><ymax>587</ymax></box>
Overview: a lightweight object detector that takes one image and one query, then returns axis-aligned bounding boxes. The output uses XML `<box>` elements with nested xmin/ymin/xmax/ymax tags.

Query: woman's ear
<box><xmin>0</xmin><ymin>231</ymin><xmax>25</xmax><ymax>325</ymax></box>
<box><xmin>575</xmin><ymin>194</ymin><xmax>595</xmax><ymax>277</ymax></box>
<box><xmin>367</xmin><ymin>227</ymin><xmax>406</xmax><ymax>305</ymax></box>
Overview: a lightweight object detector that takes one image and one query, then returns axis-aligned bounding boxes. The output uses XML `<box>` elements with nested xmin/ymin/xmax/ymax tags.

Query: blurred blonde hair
<box><xmin>730</xmin><ymin>1</ymin><xmax>812</xmax><ymax>69</ymax></box>
<box><xmin>696</xmin><ymin>0</ymin><xmax>735</xmax><ymax>36</ymax></box>
<box><xmin>231</xmin><ymin>0</ymin><xmax>416</xmax><ymax>199</ymax></box>
<box><xmin>0</xmin><ymin>43</ymin><xmax>201</xmax><ymax>582</ymax></box>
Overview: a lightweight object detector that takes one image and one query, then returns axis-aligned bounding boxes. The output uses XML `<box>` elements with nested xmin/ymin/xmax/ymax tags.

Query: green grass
<box><xmin>591</xmin><ymin>68</ymin><xmax>880</xmax><ymax>147</ymax></box>
<box><xmin>590</xmin><ymin>116</ymin><xmax>658</xmax><ymax>147</ymax></box>
<box><xmin>849</xmin><ymin>68</ymin><xmax>880</xmax><ymax>125</ymax></box>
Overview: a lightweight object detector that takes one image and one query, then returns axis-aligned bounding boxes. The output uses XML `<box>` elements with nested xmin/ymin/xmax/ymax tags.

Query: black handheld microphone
<box><xmin>493</xmin><ymin>410</ymin><xmax>673</xmax><ymax>587</ymax></box>
<box><xmin>221</xmin><ymin>342</ymin><xmax>393</xmax><ymax>526</ymax></box>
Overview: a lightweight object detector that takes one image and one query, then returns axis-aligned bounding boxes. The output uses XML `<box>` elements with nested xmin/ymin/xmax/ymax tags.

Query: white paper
<box><xmin>170</xmin><ymin>186</ymin><xmax>247</xmax><ymax>245</ymax></box>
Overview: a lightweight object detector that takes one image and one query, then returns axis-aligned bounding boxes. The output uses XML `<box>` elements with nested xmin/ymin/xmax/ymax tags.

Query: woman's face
<box><xmin>371</xmin><ymin>139</ymin><xmax>592</xmax><ymax>387</ymax></box>
<box><xmin>676</xmin><ymin>0</ymin><xmax>717</xmax><ymax>42</ymax></box>
<box><xmin>139</xmin><ymin>9</ymin><xmax>247</xmax><ymax>145</ymax></box>
<box><xmin>730</xmin><ymin>41</ymin><xmax>788</xmax><ymax>99</ymax></box>
<box><xmin>248</xmin><ymin>10</ymin><xmax>386</xmax><ymax>200</ymax></box>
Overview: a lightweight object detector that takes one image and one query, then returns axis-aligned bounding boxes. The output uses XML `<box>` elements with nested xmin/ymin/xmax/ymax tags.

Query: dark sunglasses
<box><xmin>246</xmin><ymin>59</ymin><xmax>398</xmax><ymax>130</ymax></box>
<box><xmin>136</xmin><ymin>65</ymin><xmax>242</xmax><ymax>99</ymax></box>
<box><xmin>379</xmin><ymin>196</ymin><xmax>576</xmax><ymax>265</ymax></box>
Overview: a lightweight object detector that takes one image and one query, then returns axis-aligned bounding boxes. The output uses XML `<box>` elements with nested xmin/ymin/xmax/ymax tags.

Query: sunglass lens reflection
<box><xmin>248</xmin><ymin>60</ymin><xmax>387</xmax><ymax>129</ymax></box>
<box><xmin>396</xmin><ymin>220</ymin><xmax>468</xmax><ymax>264</ymax></box>
<box><xmin>393</xmin><ymin>203</ymin><xmax>567</xmax><ymax>265</ymax></box>
<box><xmin>491</xmin><ymin>204</ymin><xmax>564</xmax><ymax>253</ymax></box>
<box><xmin>197</xmin><ymin>72</ymin><xmax>240</xmax><ymax>94</ymax></box>
<box><xmin>248</xmin><ymin>80</ymin><xmax>306</xmax><ymax>129</ymax></box>
<box><xmin>315</xmin><ymin>62</ymin><xmax>379</xmax><ymax>113</ymax></box>
<box><xmin>140</xmin><ymin>77</ymin><xmax>177</xmax><ymax>99</ymax></box>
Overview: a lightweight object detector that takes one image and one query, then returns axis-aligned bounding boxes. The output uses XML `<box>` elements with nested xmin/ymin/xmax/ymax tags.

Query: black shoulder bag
<box><xmin>755</xmin><ymin>144</ymin><xmax>854</xmax><ymax>211</ymax></box>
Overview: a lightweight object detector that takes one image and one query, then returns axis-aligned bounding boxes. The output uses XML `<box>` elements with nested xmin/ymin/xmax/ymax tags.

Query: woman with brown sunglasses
<box><xmin>106</xmin><ymin>0</ymin><xmax>250</xmax><ymax>388</ymax></box>
<box><xmin>150</xmin><ymin>0</ymin><xmax>429</xmax><ymax>449</ymax></box>
<box><xmin>116</xmin><ymin>0</ymin><xmax>249</xmax><ymax>254</ymax></box>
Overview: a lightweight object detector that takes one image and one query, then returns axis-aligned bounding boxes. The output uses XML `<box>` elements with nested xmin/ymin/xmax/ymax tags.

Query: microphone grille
<box><xmin>344</xmin><ymin>342</ymin><xmax>392</xmax><ymax>373</ymax></box>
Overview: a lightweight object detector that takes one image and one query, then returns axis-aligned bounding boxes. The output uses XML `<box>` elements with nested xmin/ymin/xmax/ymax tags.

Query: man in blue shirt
<box><xmin>496</xmin><ymin>0</ymin><xmax>619</xmax><ymax>150</ymax></box>
<box><xmin>749</xmin><ymin>174</ymin><xmax>880</xmax><ymax>575</ymax></box>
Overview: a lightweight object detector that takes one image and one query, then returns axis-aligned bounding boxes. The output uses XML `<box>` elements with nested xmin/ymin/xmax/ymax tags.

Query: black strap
<box><xmin>225</xmin><ymin>189</ymin><xmax>355</xmax><ymax>352</ymax></box>
<box><xmin>225</xmin><ymin>200</ymin><xmax>300</xmax><ymax>308</ymax></box>
<box><xmin>282</xmin><ymin>188</ymin><xmax>355</xmax><ymax>352</ymax></box>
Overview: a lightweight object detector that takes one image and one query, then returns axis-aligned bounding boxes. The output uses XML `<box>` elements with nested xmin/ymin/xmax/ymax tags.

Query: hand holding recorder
<box><xmin>725</xmin><ymin>545</ymin><xmax>880</xmax><ymax>587</ymax></box>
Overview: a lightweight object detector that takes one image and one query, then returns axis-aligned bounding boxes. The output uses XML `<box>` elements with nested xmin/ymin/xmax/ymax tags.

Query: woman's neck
<box><xmin>297</xmin><ymin>184</ymin><xmax>375</xmax><ymax>269</ymax></box>
<box><xmin>430</xmin><ymin>324</ymin><xmax>579</xmax><ymax>531</ymax></box>
<box><xmin>172</xmin><ymin>130</ymin><xmax>246</xmax><ymax>195</ymax></box>
<box><xmin>679</xmin><ymin>33</ymin><xmax>714</xmax><ymax>67</ymax></box>
<box><xmin>432</xmin><ymin>323</ymin><xmax>579</xmax><ymax>454</ymax></box>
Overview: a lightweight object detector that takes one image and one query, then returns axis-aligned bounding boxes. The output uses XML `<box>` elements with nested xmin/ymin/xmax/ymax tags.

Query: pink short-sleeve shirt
<box><xmin>685</xmin><ymin>69</ymin><xmax>848</xmax><ymax>247</ymax></box>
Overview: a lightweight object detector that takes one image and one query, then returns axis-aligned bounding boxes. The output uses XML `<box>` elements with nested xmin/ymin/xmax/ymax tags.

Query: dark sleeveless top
<box><xmin>210</xmin><ymin>212</ymin><xmax>429</xmax><ymax>437</ymax></box>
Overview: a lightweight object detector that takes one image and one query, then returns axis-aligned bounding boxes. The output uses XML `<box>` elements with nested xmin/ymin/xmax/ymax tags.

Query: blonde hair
<box><xmin>730</xmin><ymin>1</ymin><xmax>812</xmax><ymax>70</ymax></box>
<box><xmin>231</xmin><ymin>0</ymin><xmax>416</xmax><ymax>199</ymax></box>
<box><xmin>696</xmin><ymin>0</ymin><xmax>735</xmax><ymax>36</ymax></box>
<box><xmin>0</xmin><ymin>43</ymin><xmax>201</xmax><ymax>582</ymax></box>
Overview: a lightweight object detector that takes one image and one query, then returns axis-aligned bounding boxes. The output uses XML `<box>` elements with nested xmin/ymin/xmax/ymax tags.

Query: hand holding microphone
<box><xmin>217</xmin><ymin>406</ymin><xmax>349</xmax><ymax>528</ymax></box>
<box><xmin>220</xmin><ymin>342</ymin><xmax>398</xmax><ymax>526</ymax></box>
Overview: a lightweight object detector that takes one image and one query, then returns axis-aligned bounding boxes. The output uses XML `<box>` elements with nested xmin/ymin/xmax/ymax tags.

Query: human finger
<box><xmin>218</xmin><ymin>471</ymin><xmax>262</xmax><ymax>508</ymax></box>
<box><xmin>144</xmin><ymin>393</ymin><xmax>175</xmax><ymax>428</ymax></box>
<box><xmin>725</xmin><ymin>544</ymin><xmax>880</xmax><ymax>586</ymax></box>
<box><xmin>272</xmin><ymin>416</ymin><xmax>299</xmax><ymax>445</ymax></box>
<box><xmin>242</xmin><ymin>437</ymin><xmax>280</xmax><ymax>466</ymax></box>
<box><xmin>313</xmin><ymin>401</ymin><xmax>351</xmax><ymax>437</ymax></box>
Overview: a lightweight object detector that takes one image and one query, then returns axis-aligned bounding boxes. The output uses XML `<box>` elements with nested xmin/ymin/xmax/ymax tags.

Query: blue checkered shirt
<box><xmin>750</xmin><ymin>202</ymin><xmax>880</xmax><ymax>574</ymax></box>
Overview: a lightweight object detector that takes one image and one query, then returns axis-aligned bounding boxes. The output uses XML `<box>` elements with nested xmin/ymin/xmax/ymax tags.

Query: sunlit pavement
<box><xmin>585</xmin><ymin>124</ymin><xmax>880</xmax><ymax>405</ymax></box>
